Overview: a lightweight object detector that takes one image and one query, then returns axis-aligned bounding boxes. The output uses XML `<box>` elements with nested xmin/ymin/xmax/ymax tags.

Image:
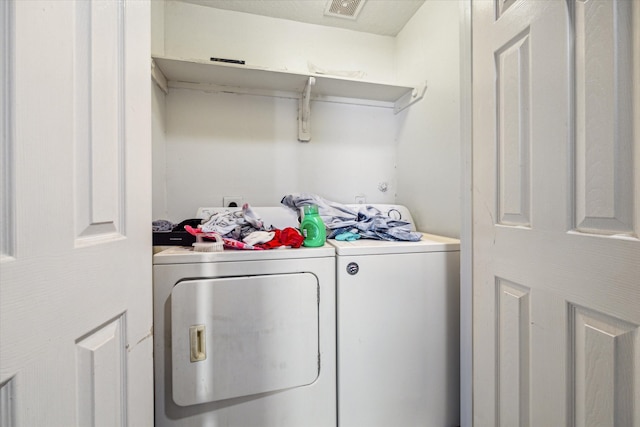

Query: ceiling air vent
<box><xmin>324</xmin><ymin>0</ymin><xmax>366</xmax><ymax>20</ymax></box>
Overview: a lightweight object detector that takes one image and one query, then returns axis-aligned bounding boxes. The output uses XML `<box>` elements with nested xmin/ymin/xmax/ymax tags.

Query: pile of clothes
<box><xmin>153</xmin><ymin>193</ymin><xmax>422</xmax><ymax>251</ymax></box>
<box><xmin>281</xmin><ymin>193</ymin><xmax>421</xmax><ymax>242</ymax></box>
<box><xmin>186</xmin><ymin>204</ymin><xmax>303</xmax><ymax>250</ymax></box>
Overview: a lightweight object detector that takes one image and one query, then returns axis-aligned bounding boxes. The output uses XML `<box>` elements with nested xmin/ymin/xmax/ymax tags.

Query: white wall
<box><xmin>154</xmin><ymin>1</ymin><xmax>402</xmax><ymax>221</ymax></box>
<box><xmin>150</xmin><ymin>0</ymin><xmax>164</xmax><ymax>57</ymax></box>
<box><xmin>152</xmin><ymin>83</ymin><xmax>168</xmax><ymax>219</ymax></box>
<box><xmin>163</xmin><ymin>1</ymin><xmax>396</xmax><ymax>81</ymax></box>
<box><xmin>395</xmin><ymin>1</ymin><xmax>462</xmax><ymax>238</ymax></box>
<box><xmin>153</xmin><ymin>1</ymin><xmax>463</xmax><ymax>238</ymax></box>
<box><xmin>151</xmin><ymin>0</ymin><xmax>167</xmax><ymax>219</ymax></box>
<box><xmin>163</xmin><ymin>89</ymin><xmax>398</xmax><ymax>221</ymax></box>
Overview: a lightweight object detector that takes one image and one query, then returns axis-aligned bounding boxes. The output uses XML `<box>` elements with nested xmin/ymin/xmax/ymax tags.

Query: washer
<box><xmin>153</xmin><ymin>207</ymin><xmax>336</xmax><ymax>427</ymax></box>
<box><xmin>328</xmin><ymin>205</ymin><xmax>460</xmax><ymax>427</ymax></box>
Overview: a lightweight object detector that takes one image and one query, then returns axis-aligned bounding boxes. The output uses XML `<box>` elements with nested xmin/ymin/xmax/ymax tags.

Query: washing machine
<box><xmin>153</xmin><ymin>207</ymin><xmax>337</xmax><ymax>427</ymax></box>
<box><xmin>328</xmin><ymin>205</ymin><xmax>460</xmax><ymax>427</ymax></box>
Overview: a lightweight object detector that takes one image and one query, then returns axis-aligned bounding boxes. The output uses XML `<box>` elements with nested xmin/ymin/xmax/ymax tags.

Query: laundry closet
<box><xmin>151</xmin><ymin>0</ymin><xmax>463</xmax><ymax>239</ymax></box>
<box><xmin>150</xmin><ymin>1</ymin><xmax>466</xmax><ymax>426</ymax></box>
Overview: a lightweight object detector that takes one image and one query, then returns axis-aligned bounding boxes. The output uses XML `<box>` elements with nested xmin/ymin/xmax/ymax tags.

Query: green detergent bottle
<box><xmin>300</xmin><ymin>204</ymin><xmax>326</xmax><ymax>247</ymax></box>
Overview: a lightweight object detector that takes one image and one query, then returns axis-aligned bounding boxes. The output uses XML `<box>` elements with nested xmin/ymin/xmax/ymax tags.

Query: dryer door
<box><xmin>171</xmin><ymin>273</ymin><xmax>320</xmax><ymax>406</ymax></box>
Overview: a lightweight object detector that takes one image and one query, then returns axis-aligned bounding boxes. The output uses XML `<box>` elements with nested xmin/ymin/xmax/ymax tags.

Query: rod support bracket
<box><xmin>298</xmin><ymin>76</ymin><xmax>316</xmax><ymax>142</ymax></box>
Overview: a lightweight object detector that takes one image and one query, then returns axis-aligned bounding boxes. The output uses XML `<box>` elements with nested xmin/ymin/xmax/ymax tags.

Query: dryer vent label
<box><xmin>346</xmin><ymin>262</ymin><xmax>359</xmax><ymax>275</ymax></box>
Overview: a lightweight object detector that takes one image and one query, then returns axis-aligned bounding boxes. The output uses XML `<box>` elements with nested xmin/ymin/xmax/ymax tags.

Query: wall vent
<box><xmin>324</xmin><ymin>0</ymin><xmax>366</xmax><ymax>20</ymax></box>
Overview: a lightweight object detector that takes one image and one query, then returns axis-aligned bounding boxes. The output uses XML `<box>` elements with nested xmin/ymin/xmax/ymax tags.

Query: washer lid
<box><xmin>327</xmin><ymin>232</ymin><xmax>460</xmax><ymax>256</ymax></box>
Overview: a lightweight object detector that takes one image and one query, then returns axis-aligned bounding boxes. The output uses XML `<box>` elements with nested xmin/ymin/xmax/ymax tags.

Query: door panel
<box><xmin>76</xmin><ymin>316</ymin><xmax>126</xmax><ymax>427</ymax></box>
<box><xmin>74</xmin><ymin>0</ymin><xmax>125</xmax><ymax>242</ymax></box>
<box><xmin>496</xmin><ymin>30</ymin><xmax>531</xmax><ymax>228</ymax></box>
<box><xmin>570</xmin><ymin>304</ymin><xmax>638</xmax><ymax>426</ymax></box>
<box><xmin>473</xmin><ymin>0</ymin><xmax>640</xmax><ymax>426</ymax></box>
<box><xmin>0</xmin><ymin>0</ymin><xmax>152</xmax><ymax>425</ymax></box>
<box><xmin>496</xmin><ymin>278</ymin><xmax>530</xmax><ymax>427</ymax></box>
<box><xmin>574</xmin><ymin>0</ymin><xmax>637</xmax><ymax>235</ymax></box>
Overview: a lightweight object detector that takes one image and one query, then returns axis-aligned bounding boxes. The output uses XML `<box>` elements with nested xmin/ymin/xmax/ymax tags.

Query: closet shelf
<box><xmin>151</xmin><ymin>56</ymin><xmax>426</xmax><ymax>141</ymax></box>
<box><xmin>153</xmin><ymin>56</ymin><xmax>425</xmax><ymax>108</ymax></box>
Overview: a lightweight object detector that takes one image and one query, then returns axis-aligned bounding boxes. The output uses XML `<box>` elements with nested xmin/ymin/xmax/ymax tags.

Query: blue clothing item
<box><xmin>335</xmin><ymin>232</ymin><xmax>361</xmax><ymax>241</ymax></box>
<box><xmin>281</xmin><ymin>193</ymin><xmax>422</xmax><ymax>242</ymax></box>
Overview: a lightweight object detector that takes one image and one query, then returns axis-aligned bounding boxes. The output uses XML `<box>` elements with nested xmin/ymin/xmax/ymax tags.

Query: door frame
<box><xmin>459</xmin><ymin>0</ymin><xmax>473</xmax><ymax>426</ymax></box>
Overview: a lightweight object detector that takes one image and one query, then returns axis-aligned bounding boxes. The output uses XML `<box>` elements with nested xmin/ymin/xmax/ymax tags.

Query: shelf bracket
<box><xmin>151</xmin><ymin>59</ymin><xmax>169</xmax><ymax>94</ymax></box>
<box><xmin>298</xmin><ymin>76</ymin><xmax>316</xmax><ymax>142</ymax></box>
<box><xmin>393</xmin><ymin>81</ymin><xmax>427</xmax><ymax>114</ymax></box>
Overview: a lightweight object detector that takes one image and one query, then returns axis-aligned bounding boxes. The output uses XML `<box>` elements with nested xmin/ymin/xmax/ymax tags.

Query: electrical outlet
<box><xmin>355</xmin><ymin>196</ymin><xmax>366</xmax><ymax>204</ymax></box>
<box><xmin>223</xmin><ymin>196</ymin><xmax>243</xmax><ymax>208</ymax></box>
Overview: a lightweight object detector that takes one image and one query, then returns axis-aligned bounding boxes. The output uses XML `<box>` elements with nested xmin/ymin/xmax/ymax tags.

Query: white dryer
<box><xmin>153</xmin><ymin>207</ymin><xmax>336</xmax><ymax>427</ymax></box>
<box><xmin>328</xmin><ymin>205</ymin><xmax>460</xmax><ymax>427</ymax></box>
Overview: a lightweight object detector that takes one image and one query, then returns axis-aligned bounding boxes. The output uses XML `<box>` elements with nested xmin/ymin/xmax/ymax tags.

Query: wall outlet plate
<box><xmin>223</xmin><ymin>196</ymin><xmax>243</xmax><ymax>208</ymax></box>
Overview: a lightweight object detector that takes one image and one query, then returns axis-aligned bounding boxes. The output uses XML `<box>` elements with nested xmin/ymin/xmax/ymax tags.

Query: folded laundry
<box><xmin>281</xmin><ymin>193</ymin><xmax>422</xmax><ymax>242</ymax></box>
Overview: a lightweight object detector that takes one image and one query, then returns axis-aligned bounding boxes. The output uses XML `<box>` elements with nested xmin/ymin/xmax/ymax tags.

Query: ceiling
<box><xmin>176</xmin><ymin>0</ymin><xmax>426</xmax><ymax>37</ymax></box>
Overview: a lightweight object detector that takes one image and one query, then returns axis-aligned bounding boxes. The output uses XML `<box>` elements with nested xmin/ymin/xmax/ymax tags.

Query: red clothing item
<box><xmin>257</xmin><ymin>227</ymin><xmax>304</xmax><ymax>249</ymax></box>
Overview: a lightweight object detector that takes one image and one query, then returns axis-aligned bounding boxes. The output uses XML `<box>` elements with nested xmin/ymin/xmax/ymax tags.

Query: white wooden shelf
<box><xmin>151</xmin><ymin>56</ymin><xmax>426</xmax><ymax>141</ymax></box>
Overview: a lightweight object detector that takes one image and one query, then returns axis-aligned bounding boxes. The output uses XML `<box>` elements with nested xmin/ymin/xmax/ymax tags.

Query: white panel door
<box><xmin>473</xmin><ymin>0</ymin><xmax>639</xmax><ymax>426</ymax></box>
<box><xmin>0</xmin><ymin>1</ymin><xmax>153</xmax><ymax>425</ymax></box>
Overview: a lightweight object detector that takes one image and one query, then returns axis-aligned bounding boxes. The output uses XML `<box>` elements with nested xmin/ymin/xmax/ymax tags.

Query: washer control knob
<box><xmin>346</xmin><ymin>262</ymin><xmax>359</xmax><ymax>275</ymax></box>
<box><xmin>387</xmin><ymin>208</ymin><xmax>401</xmax><ymax>220</ymax></box>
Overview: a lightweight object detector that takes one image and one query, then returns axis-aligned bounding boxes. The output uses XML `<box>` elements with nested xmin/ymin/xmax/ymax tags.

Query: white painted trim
<box><xmin>459</xmin><ymin>0</ymin><xmax>473</xmax><ymax>425</ymax></box>
<box><xmin>0</xmin><ymin>377</ymin><xmax>15</xmax><ymax>427</ymax></box>
<box><xmin>1</xmin><ymin>0</ymin><xmax>15</xmax><ymax>261</ymax></box>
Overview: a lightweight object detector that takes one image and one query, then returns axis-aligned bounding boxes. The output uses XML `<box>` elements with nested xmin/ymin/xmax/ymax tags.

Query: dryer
<box><xmin>153</xmin><ymin>208</ymin><xmax>336</xmax><ymax>427</ymax></box>
<box><xmin>328</xmin><ymin>205</ymin><xmax>460</xmax><ymax>427</ymax></box>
